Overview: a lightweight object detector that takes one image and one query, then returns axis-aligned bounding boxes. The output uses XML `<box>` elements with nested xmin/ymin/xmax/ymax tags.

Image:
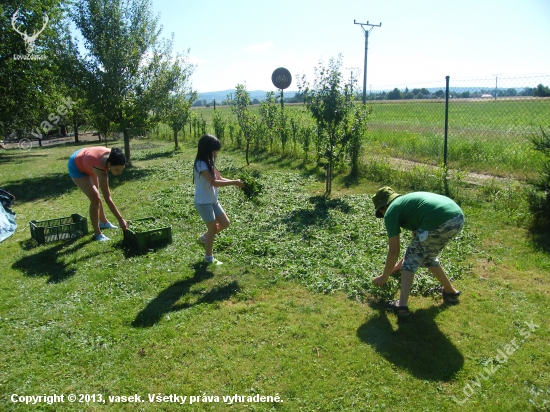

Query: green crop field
<box><xmin>0</xmin><ymin>139</ymin><xmax>548</xmax><ymax>411</ymax></box>
<box><xmin>188</xmin><ymin>97</ymin><xmax>549</xmax><ymax>179</ymax></box>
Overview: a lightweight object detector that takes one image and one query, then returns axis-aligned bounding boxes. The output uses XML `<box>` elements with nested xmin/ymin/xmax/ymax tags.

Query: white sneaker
<box><xmin>99</xmin><ymin>221</ymin><xmax>118</xmax><ymax>229</ymax></box>
<box><xmin>205</xmin><ymin>258</ymin><xmax>223</xmax><ymax>266</ymax></box>
<box><xmin>94</xmin><ymin>234</ymin><xmax>111</xmax><ymax>241</ymax></box>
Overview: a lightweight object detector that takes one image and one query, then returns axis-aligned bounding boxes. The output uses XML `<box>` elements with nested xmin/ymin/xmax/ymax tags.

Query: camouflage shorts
<box><xmin>402</xmin><ymin>214</ymin><xmax>465</xmax><ymax>273</ymax></box>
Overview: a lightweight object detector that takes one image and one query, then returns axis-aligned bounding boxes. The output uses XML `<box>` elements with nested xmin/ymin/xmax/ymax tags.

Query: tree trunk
<box><xmin>123</xmin><ymin>128</ymin><xmax>131</xmax><ymax>166</ymax></box>
<box><xmin>73</xmin><ymin>117</ymin><xmax>79</xmax><ymax>143</ymax></box>
<box><xmin>326</xmin><ymin>146</ymin><xmax>333</xmax><ymax>196</ymax></box>
<box><xmin>174</xmin><ymin>129</ymin><xmax>179</xmax><ymax>149</ymax></box>
<box><xmin>246</xmin><ymin>139</ymin><xmax>250</xmax><ymax>166</ymax></box>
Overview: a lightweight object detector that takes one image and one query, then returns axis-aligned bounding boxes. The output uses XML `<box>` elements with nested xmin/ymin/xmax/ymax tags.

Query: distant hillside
<box><xmin>196</xmin><ymin>89</ymin><xmax>300</xmax><ymax>103</ymax></box>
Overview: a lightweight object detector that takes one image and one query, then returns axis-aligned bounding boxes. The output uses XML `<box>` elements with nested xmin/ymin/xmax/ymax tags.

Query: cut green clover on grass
<box><xmin>239</xmin><ymin>171</ymin><xmax>263</xmax><ymax>201</ymax></box>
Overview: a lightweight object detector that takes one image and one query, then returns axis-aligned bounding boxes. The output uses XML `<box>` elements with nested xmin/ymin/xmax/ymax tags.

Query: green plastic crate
<box><xmin>123</xmin><ymin>217</ymin><xmax>172</xmax><ymax>252</ymax></box>
<box><xmin>30</xmin><ymin>214</ymin><xmax>88</xmax><ymax>244</ymax></box>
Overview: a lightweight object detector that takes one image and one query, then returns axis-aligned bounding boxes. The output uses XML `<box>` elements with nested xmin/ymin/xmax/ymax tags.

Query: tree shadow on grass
<box><xmin>529</xmin><ymin>230</ymin><xmax>550</xmax><ymax>255</ymax></box>
<box><xmin>12</xmin><ymin>238</ymin><xmax>93</xmax><ymax>283</ymax></box>
<box><xmin>357</xmin><ymin>300</ymin><xmax>464</xmax><ymax>382</ymax></box>
<box><xmin>0</xmin><ymin>151</ymin><xmax>49</xmax><ymax>165</ymax></box>
<box><xmin>2</xmin><ymin>166</ymin><xmax>152</xmax><ymax>203</ymax></box>
<box><xmin>3</xmin><ymin>173</ymin><xmax>75</xmax><ymax>202</ymax></box>
<box><xmin>342</xmin><ymin>171</ymin><xmax>361</xmax><ymax>188</ymax></box>
<box><xmin>281</xmin><ymin>195</ymin><xmax>352</xmax><ymax>233</ymax></box>
<box><xmin>131</xmin><ymin>262</ymin><xmax>241</xmax><ymax>328</ymax></box>
<box><xmin>528</xmin><ymin>211</ymin><xmax>550</xmax><ymax>255</ymax></box>
<box><xmin>130</xmin><ymin>149</ymin><xmax>175</xmax><ymax>162</ymax></box>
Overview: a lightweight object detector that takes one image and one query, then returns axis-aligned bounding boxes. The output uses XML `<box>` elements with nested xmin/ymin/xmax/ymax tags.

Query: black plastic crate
<box><xmin>30</xmin><ymin>214</ymin><xmax>88</xmax><ymax>244</ymax></box>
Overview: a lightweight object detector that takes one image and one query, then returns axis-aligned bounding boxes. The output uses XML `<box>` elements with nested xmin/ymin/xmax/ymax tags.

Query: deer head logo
<box><xmin>11</xmin><ymin>9</ymin><xmax>49</xmax><ymax>55</ymax></box>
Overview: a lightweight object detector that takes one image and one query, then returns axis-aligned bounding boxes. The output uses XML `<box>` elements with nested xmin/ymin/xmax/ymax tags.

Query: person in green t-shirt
<box><xmin>371</xmin><ymin>186</ymin><xmax>465</xmax><ymax>317</ymax></box>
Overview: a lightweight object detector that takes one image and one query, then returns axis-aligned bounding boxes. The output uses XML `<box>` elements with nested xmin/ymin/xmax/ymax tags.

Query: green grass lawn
<box><xmin>0</xmin><ymin>139</ymin><xmax>549</xmax><ymax>411</ymax></box>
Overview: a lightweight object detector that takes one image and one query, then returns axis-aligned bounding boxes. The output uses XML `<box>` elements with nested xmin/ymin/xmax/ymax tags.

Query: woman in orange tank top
<box><xmin>68</xmin><ymin>147</ymin><xmax>128</xmax><ymax>241</ymax></box>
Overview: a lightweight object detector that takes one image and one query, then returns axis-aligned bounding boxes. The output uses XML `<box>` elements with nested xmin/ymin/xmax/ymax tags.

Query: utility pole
<box><xmin>354</xmin><ymin>19</ymin><xmax>381</xmax><ymax>104</ymax></box>
<box><xmin>492</xmin><ymin>73</ymin><xmax>501</xmax><ymax>100</ymax></box>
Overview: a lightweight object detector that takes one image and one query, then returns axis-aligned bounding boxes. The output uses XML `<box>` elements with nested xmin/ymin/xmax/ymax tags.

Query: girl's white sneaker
<box><xmin>99</xmin><ymin>221</ymin><xmax>118</xmax><ymax>229</ymax></box>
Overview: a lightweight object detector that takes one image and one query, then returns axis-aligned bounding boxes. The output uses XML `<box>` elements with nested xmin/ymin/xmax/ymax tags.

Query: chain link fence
<box><xmin>363</xmin><ymin>74</ymin><xmax>550</xmax><ymax>180</ymax></box>
<box><xmin>179</xmin><ymin>74</ymin><xmax>549</xmax><ymax>187</ymax></box>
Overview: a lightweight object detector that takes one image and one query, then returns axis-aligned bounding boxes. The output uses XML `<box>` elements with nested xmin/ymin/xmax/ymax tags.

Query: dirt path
<box><xmin>383</xmin><ymin>156</ymin><xmax>516</xmax><ymax>185</ymax></box>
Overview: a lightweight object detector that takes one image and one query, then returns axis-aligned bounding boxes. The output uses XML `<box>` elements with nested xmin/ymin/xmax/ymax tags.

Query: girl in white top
<box><xmin>193</xmin><ymin>134</ymin><xmax>244</xmax><ymax>265</ymax></box>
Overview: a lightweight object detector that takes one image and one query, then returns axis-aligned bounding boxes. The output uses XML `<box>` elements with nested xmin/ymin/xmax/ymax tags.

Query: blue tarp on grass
<box><xmin>0</xmin><ymin>203</ymin><xmax>17</xmax><ymax>242</ymax></box>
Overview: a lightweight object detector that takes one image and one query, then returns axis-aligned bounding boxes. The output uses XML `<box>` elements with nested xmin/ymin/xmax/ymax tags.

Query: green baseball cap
<box><xmin>372</xmin><ymin>186</ymin><xmax>401</xmax><ymax>218</ymax></box>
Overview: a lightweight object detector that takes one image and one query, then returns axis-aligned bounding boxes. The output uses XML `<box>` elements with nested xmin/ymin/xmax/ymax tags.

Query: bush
<box><xmin>528</xmin><ymin>127</ymin><xmax>550</xmax><ymax>230</ymax></box>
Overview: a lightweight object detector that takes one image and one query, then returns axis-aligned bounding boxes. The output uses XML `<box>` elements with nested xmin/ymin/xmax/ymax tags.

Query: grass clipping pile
<box><xmin>128</xmin><ymin>219</ymin><xmax>160</xmax><ymax>232</ymax></box>
<box><xmin>239</xmin><ymin>171</ymin><xmax>263</xmax><ymax>203</ymax></box>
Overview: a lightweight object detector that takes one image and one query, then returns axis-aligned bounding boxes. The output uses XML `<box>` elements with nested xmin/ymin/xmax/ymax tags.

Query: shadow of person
<box><xmin>12</xmin><ymin>238</ymin><xmax>92</xmax><ymax>283</ymax></box>
<box><xmin>131</xmin><ymin>262</ymin><xmax>240</xmax><ymax>328</ymax></box>
<box><xmin>357</xmin><ymin>300</ymin><xmax>464</xmax><ymax>381</ymax></box>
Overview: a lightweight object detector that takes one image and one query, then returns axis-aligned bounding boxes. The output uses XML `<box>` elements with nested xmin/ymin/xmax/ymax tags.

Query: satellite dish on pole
<box><xmin>271</xmin><ymin>67</ymin><xmax>292</xmax><ymax>90</ymax></box>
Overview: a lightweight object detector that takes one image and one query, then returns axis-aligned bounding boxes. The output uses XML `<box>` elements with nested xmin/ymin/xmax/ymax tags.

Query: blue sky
<box><xmin>151</xmin><ymin>0</ymin><xmax>550</xmax><ymax>93</ymax></box>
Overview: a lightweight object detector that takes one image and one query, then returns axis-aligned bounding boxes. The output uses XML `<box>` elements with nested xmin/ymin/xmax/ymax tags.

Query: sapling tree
<box><xmin>298</xmin><ymin>55</ymin><xmax>369</xmax><ymax>195</ymax></box>
<box><xmin>528</xmin><ymin>126</ymin><xmax>550</xmax><ymax>230</ymax></box>
<box><xmin>146</xmin><ymin>49</ymin><xmax>196</xmax><ymax>149</ymax></box>
<box><xmin>212</xmin><ymin>110</ymin><xmax>227</xmax><ymax>141</ymax></box>
<box><xmin>162</xmin><ymin>90</ymin><xmax>197</xmax><ymax>149</ymax></box>
<box><xmin>230</xmin><ymin>84</ymin><xmax>258</xmax><ymax>165</ymax></box>
<box><xmin>259</xmin><ymin>92</ymin><xmax>278</xmax><ymax>152</ymax></box>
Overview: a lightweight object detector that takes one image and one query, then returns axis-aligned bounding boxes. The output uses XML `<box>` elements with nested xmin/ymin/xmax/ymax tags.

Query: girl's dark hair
<box><xmin>107</xmin><ymin>147</ymin><xmax>126</xmax><ymax>166</ymax></box>
<box><xmin>194</xmin><ymin>134</ymin><xmax>221</xmax><ymax>178</ymax></box>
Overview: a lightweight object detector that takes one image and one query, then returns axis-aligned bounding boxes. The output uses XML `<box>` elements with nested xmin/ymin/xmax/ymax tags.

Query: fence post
<box><xmin>444</xmin><ymin>76</ymin><xmax>450</xmax><ymax>167</ymax></box>
<box><xmin>444</xmin><ymin>76</ymin><xmax>450</xmax><ymax>196</ymax></box>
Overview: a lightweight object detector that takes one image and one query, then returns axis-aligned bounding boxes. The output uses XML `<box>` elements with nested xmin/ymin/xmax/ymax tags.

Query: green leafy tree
<box><xmin>289</xmin><ymin>114</ymin><xmax>299</xmax><ymax>154</ymax></box>
<box><xmin>533</xmin><ymin>84</ymin><xmax>550</xmax><ymax>97</ymax></box>
<box><xmin>163</xmin><ymin>91</ymin><xmax>197</xmax><ymax>149</ymax></box>
<box><xmin>212</xmin><ymin>110</ymin><xmax>227</xmax><ymax>142</ymax></box>
<box><xmin>528</xmin><ymin>127</ymin><xmax>550</xmax><ymax>230</ymax></box>
<box><xmin>298</xmin><ymin>55</ymin><xmax>368</xmax><ymax>195</ymax></box>
<box><xmin>259</xmin><ymin>91</ymin><xmax>278</xmax><ymax>152</ymax></box>
<box><xmin>154</xmin><ymin>51</ymin><xmax>197</xmax><ymax>149</ymax></box>
<box><xmin>521</xmin><ymin>87</ymin><xmax>534</xmax><ymax>96</ymax></box>
<box><xmin>229</xmin><ymin>84</ymin><xmax>258</xmax><ymax>165</ymax></box>
<box><xmin>0</xmin><ymin>1</ymin><xmax>72</xmax><ymax>137</ymax></box>
<box><xmin>347</xmin><ymin>104</ymin><xmax>371</xmax><ymax>176</ymax></box>
<box><xmin>387</xmin><ymin>88</ymin><xmax>402</xmax><ymax>100</ymax></box>
<box><xmin>73</xmin><ymin>0</ymin><xmax>189</xmax><ymax>164</ymax></box>
<box><xmin>506</xmin><ymin>88</ymin><xmax>517</xmax><ymax>97</ymax></box>
<box><xmin>278</xmin><ymin>102</ymin><xmax>289</xmax><ymax>154</ymax></box>
<box><xmin>300</xmin><ymin>123</ymin><xmax>314</xmax><ymax>164</ymax></box>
